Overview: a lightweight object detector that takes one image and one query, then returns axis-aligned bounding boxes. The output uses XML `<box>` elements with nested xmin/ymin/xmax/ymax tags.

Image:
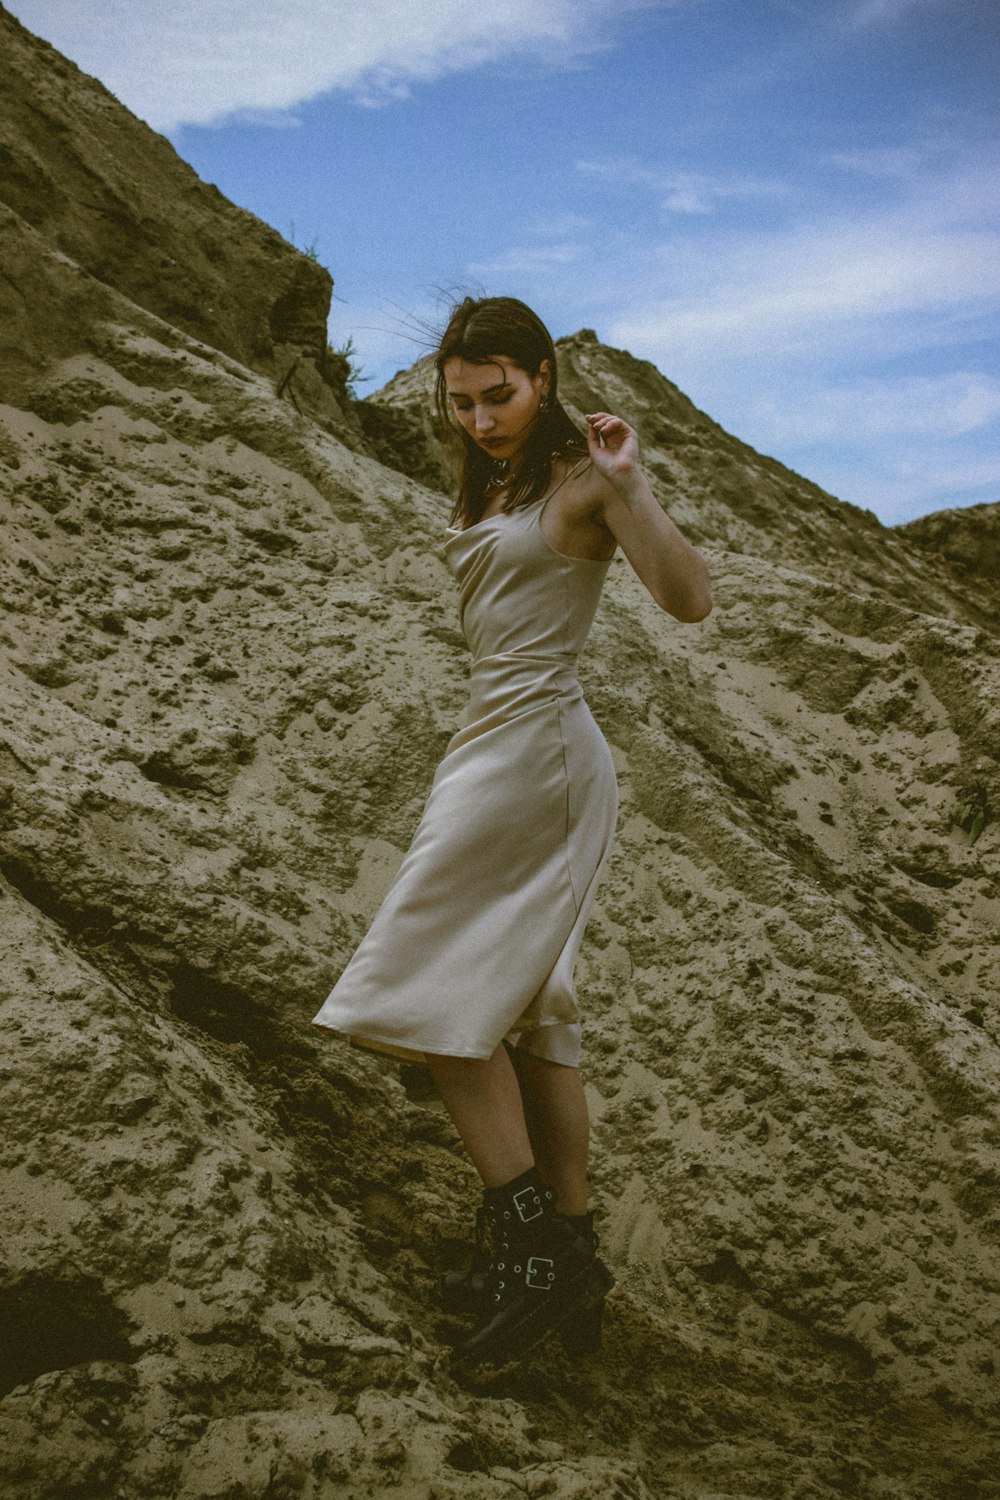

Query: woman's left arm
<box><xmin>586</xmin><ymin>411</ymin><xmax>712</xmax><ymax>623</ymax></box>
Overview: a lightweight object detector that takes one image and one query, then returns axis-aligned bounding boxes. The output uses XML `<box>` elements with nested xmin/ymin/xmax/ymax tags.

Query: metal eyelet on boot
<box><xmin>458</xmin><ymin>1167</ymin><xmax>601</xmax><ymax>1366</ymax></box>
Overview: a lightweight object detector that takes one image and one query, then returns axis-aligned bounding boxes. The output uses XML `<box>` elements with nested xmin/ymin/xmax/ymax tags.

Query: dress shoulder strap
<box><xmin>538</xmin><ymin>455</ymin><xmax>592</xmax><ymax>516</ymax></box>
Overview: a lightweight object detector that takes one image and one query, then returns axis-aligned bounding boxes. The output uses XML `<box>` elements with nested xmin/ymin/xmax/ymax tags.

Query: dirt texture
<box><xmin>1</xmin><ymin>8</ymin><xmax>999</xmax><ymax>1498</ymax></box>
<box><xmin>0</xmin><ymin>5</ymin><xmax>362</xmax><ymax>443</ymax></box>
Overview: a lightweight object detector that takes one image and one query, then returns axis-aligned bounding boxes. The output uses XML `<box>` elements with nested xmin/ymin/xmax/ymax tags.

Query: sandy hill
<box><xmin>1</xmin><ymin>6</ymin><xmax>998</xmax><ymax>1498</ymax></box>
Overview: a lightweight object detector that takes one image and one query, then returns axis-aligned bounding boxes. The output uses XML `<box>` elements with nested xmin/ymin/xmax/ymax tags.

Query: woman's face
<box><xmin>443</xmin><ymin>355</ymin><xmax>551</xmax><ymax>464</ymax></box>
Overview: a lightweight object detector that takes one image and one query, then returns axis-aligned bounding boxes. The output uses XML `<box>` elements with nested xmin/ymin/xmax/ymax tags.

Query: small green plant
<box><xmin>328</xmin><ymin>335</ymin><xmax>369</xmax><ymax>400</ymax></box>
<box><xmin>955</xmin><ymin>785</ymin><xmax>990</xmax><ymax>845</ymax></box>
<box><xmin>287</xmin><ymin>220</ymin><xmax>323</xmax><ymax>265</ymax></box>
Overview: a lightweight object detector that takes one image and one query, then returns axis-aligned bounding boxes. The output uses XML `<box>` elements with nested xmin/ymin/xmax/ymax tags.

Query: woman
<box><xmin>313</xmin><ymin>296</ymin><xmax>711</xmax><ymax>1363</ymax></box>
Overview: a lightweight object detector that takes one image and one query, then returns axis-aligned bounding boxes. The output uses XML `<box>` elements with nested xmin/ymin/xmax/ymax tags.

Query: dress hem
<box><xmin>310</xmin><ymin>1017</ymin><xmax>581</xmax><ymax>1067</ymax></box>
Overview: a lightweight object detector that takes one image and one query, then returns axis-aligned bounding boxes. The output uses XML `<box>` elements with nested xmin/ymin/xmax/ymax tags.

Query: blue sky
<box><xmin>11</xmin><ymin>0</ymin><xmax>1000</xmax><ymax>525</ymax></box>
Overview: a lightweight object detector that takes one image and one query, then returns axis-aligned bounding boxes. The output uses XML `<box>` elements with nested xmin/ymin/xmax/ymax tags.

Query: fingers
<box><xmin>586</xmin><ymin>412</ymin><xmax>630</xmax><ymax>438</ymax></box>
<box><xmin>587</xmin><ymin>415</ymin><xmax>610</xmax><ymax>449</ymax></box>
<box><xmin>586</xmin><ymin>413</ymin><xmax>635</xmax><ymax>453</ymax></box>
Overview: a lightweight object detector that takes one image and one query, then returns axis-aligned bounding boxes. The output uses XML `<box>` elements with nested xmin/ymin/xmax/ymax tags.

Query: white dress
<box><xmin>312</xmin><ymin>465</ymin><xmax>618</xmax><ymax>1067</ymax></box>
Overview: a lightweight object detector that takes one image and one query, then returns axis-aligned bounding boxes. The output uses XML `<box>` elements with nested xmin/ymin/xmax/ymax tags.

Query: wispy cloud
<box><xmin>597</xmin><ymin>137</ymin><xmax>1000</xmax><ymax>363</ymax></box>
<box><xmin>823</xmin><ymin>146</ymin><xmax>925</xmax><ymax>179</ymax></box>
<box><xmin>817</xmin><ymin>448</ymin><xmax>1000</xmax><ymax>525</ymax></box>
<box><xmin>528</xmin><ymin>213</ymin><xmax>597</xmax><ymax>239</ymax></box>
<box><xmin>611</xmin><ymin>221</ymin><xmax>1000</xmax><ymax>360</ymax></box>
<box><xmin>467</xmin><ymin>243</ymin><xmax>584</xmax><ymax>279</ymax></box>
<box><xmin>842</xmin><ymin>0</ymin><xmax>945</xmax><ymax>31</ymax></box>
<box><xmin>552</xmin><ymin>134</ymin><xmax>1000</xmax><ymax>521</ymax></box>
<box><xmin>822</xmin><ymin>126</ymin><xmax>992</xmax><ymax>185</ymax></box>
<box><xmin>578</xmin><ymin>157</ymin><xmax>790</xmax><ymax>216</ymax></box>
<box><xmin>684</xmin><ymin>361</ymin><xmax>1000</xmax><ymax>523</ymax></box>
<box><xmin>905</xmin><ymin>455</ymin><xmax>1000</xmax><ymax>495</ymax></box>
<box><xmin>8</xmin><ymin>0</ymin><xmax>671</xmax><ymax>131</ymax></box>
<box><xmin>752</xmin><ymin>373</ymin><xmax>1000</xmax><ymax>445</ymax></box>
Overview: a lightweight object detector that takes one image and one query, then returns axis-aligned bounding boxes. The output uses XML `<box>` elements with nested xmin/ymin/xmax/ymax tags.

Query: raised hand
<box><xmin>585</xmin><ymin>412</ymin><xmax>640</xmax><ymax>484</ymax></box>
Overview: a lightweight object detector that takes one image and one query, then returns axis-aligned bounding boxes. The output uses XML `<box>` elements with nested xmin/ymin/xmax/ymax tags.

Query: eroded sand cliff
<box><xmin>1</xmin><ymin>7</ymin><xmax>998</xmax><ymax>1497</ymax></box>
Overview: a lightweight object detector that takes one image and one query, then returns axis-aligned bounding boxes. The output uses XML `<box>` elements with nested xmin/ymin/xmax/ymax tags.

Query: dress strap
<box><xmin>538</xmin><ymin>456</ymin><xmax>592</xmax><ymax>521</ymax></box>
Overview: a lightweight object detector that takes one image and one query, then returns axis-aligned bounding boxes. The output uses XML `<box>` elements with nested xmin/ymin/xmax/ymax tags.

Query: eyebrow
<box><xmin>447</xmin><ymin>380</ymin><xmax>510</xmax><ymax>398</ymax></box>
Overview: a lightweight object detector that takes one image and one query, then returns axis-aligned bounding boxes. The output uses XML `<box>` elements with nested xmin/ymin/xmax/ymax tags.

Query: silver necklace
<box><xmin>486</xmin><ymin>457</ymin><xmax>509</xmax><ymax>491</ymax></box>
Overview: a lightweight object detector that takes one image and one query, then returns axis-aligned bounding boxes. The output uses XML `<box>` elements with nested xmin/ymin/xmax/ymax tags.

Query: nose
<box><xmin>473</xmin><ymin>404</ymin><xmax>495</xmax><ymax>432</ymax></box>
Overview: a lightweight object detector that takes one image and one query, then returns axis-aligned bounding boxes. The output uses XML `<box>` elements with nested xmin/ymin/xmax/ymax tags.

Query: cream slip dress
<box><xmin>311</xmin><ymin>458</ymin><xmax>618</xmax><ymax>1068</ymax></box>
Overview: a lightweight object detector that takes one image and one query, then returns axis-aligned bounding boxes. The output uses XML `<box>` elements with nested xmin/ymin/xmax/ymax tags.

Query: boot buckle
<box><xmin>513</xmin><ymin>1187</ymin><xmax>543</xmax><ymax>1223</ymax></box>
<box><xmin>525</xmin><ymin>1256</ymin><xmax>554</xmax><ymax>1290</ymax></box>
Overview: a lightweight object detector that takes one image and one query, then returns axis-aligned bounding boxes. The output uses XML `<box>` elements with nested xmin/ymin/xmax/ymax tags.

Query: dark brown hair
<box><xmin>433</xmin><ymin>296</ymin><xmax>588</xmax><ymax>530</ymax></box>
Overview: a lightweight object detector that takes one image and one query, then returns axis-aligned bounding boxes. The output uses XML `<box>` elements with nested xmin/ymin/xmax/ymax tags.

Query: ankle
<box><xmin>555</xmin><ymin>1193</ymin><xmax>589</xmax><ymax>1216</ymax></box>
<box><xmin>485</xmin><ymin>1166</ymin><xmax>556</xmax><ymax>1227</ymax></box>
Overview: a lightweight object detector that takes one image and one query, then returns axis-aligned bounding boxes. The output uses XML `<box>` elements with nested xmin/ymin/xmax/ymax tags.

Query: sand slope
<box><xmin>1</xmin><ymin>8</ymin><xmax>998</xmax><ymax>1498</ymax></box>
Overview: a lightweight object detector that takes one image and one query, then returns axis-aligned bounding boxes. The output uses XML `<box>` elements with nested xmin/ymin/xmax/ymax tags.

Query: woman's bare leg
<box><xmin>508</xmin><ymin>1050</ymin><xmax>590</xmax><ymax>1216</ymax></box>
<box><xmin>425</xmin><ymin>1043</ymin><xmax>534</xmax><ymax>1188</ymax></box>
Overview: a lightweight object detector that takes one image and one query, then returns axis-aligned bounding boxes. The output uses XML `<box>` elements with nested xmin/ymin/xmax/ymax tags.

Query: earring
<box><xmin>540</xmin><ymin>392</ymin><xmax>551</xmax><ymax>413</ymax></box>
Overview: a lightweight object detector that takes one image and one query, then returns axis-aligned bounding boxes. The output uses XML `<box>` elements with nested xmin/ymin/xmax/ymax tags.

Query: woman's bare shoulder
<box><xmin>544</xmin><ymin>455</ymin><xmax>617</xmax><ymax>558</ymax></box>
<box><xmin>557</xmin><ymin>455</ymin><xmax>618</xmax><ymax>526</ymax></box>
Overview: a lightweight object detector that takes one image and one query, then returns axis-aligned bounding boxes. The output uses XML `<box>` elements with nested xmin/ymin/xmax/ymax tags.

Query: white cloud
<box><xmin>817</xmin><ymin>450</ymin><xmax>1000</xmax><ymax>525</ymax></box>
<box><xmin>8</xmin><ymin>0</ymin><xmax>667</xmax><ymax>131</ymax></box>
<box><xmin>749</xmin><ymin>373</ymin><xmax>1000</xmax><ymax>445</ymax></box>
<box><xmin>684</xmin><ymin>362</ymin><xmax>1000</xmax><ymax>523</ymax></box>
<box><xmin>578</xmin><ymin>157</ymin><xmax>791</xmax><ymax>216</ymax></box>
<box><xmin>627</xmin><ymin>233</ymin><xmax>998</xmax><ymax>361</ymax></box>
<box><xmin>809</xmin><ymin>463</ymin><xmax>999</xmax><ymax>526</ymax></box>
<box><xmin>468</xmin><ymin>243</ymin><xmax>584</xmax><ymax>279</ymax></box>
<box><xmin>529</xmin><ymin>212</ymin><xmax>597</xmax><ymax>239</ymax></box>
<box><xmin>843</xmin><ymin>0</ymin><xmax>944</xmax><ymax>30</ymax></box>
<box><xmin>823</xmin><ymin>146</ymin><xmax>925</xmax><ymax>179</ymax></box>
<box><xmin>598</xmin><ymin>145</ymin><xmax>1000</xmax><ymax>363</ymax></box>
<box><xmin>546</xmin><ymin>141</ymin><xmax>1000</xmax><ymax>521</ymax></box>
<box><xmin>909</xmin><ymin>456</ymin><xmax>1000</xmax><ymax>494</ymax></box>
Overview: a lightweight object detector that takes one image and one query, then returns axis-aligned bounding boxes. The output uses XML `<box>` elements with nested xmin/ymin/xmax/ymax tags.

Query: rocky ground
<box><xmin>1</xmin><ymin>6</ymin><xmax>998</xmax><ymax>1497</ymax></box>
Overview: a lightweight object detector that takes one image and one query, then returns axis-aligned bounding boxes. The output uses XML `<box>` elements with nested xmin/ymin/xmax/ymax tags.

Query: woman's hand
<box><xmin>585</xmin><ymin>411</ymin><xmax>639</xmax><ymax>485</ymax></box>
<box><xmin>584</xmin><ymin>411</ymin><xmax>713</xmax><ymax>622</ymax></box>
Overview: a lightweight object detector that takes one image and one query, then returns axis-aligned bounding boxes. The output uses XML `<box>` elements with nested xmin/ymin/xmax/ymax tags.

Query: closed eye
<box><xmin>450</xmin><ymin>388</ymin><xmax>513</xmax><ymax>410</ymax></box>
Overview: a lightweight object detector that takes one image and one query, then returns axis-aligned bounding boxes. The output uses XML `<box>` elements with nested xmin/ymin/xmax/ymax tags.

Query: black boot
<box><xmin>454</xmin><ymin>1168</ymin><xmax>601</xmax><ymax>1365</ymax></box>
<box><xmin>440</xmin><ymin>1202</ymin><xmax>612</xmax><ymax>1338</ymax></box>
<box><xmin>555</xmin><ymin>1210</ymin><xmax>615</xmax><ymax>1356</ymax></box>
